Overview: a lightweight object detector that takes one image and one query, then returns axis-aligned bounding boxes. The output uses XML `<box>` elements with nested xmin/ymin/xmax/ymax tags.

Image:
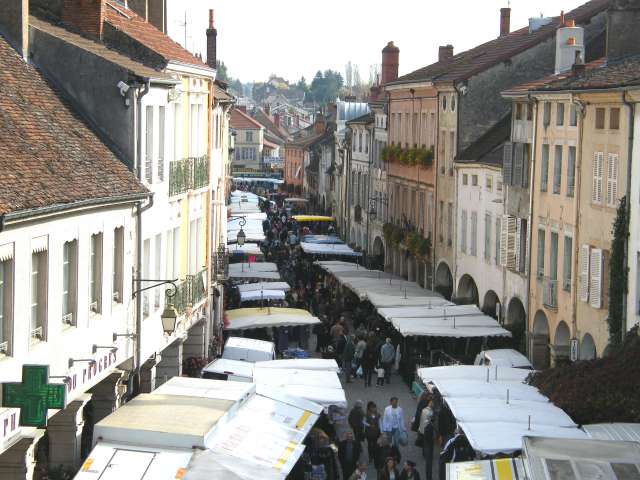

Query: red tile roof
<box><xmin>0</xmin><ymin>36</ymin><xmax>148</xmax><ymax>216</ymax></box>
<box><xmin>389</xmin><ymin>0</ymin><xmax>609</xmax><ymax>86</ymax></box>
<box><xmin>536</xmin><ymin>56</ymin><xmax>640</xmax><ymax>91</ymax></box>
<box><xmin>230</xmin><ymin>109</ymin><xmax>263</xmax><ymax>130</ymax></box>
<box><xmin>104</xmin><ymin>1</ymin><xmax>208</xmax><ymax>68</ymax></box>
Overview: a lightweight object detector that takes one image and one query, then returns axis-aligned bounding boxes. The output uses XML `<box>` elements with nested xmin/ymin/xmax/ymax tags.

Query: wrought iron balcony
<box><xmin>169</xmin><ymin>156</ymin><xmax>210</xmax><ymax>196</ymax></box>
<box><xmin>187</xmin><ymin>268</ymin><xmax>207</xmax><ymax>306</ymax></box>
<box><xmin>543</xmin><ymin>277</ymin><xmax>558</xmax><ymax>310</ymax></box>
<box><xmin>166</xmin><ymin>269</ymin><xmax>207</xmax><ymax>315</ymax></box>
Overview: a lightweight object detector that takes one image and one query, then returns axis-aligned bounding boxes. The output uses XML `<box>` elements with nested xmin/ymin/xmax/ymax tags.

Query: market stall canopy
<box><xmin>391</xmin><ymin>315</ymin><xmax>511</xmax><ymax>338</ymax></box>
<box><xmin>228</xmin><ymin>203</ymin><xmax>263</xmax><ymax>215</ymax></box>
<box><xmin>237</xmin><ymin>282</ymin><xmax>291</xmax><ymax>293</ymax></box>
<box><xmin>300</xmin><ymin>242</ymin><xmax>362</xmax><ymax>257</ymax></box>
<box><xmin>367</xmin><ymin>292</ymin><xmax>451</xmax><ymax>308</ymax></box>
<box><xmin>228</xmin><ymin>263</ymin><xmax>281</xmax><ymax>281</ymax></box>
<box><xmin>255</xmin><ymin>359</ymin><xmax>340</xmax><ymax>372</ymax></box>
<box><xmin>202</xmin><ymin>358</ymin><xmax>255</xmax><ymax>380</ymax></box>
<box><xmin>475</xmin><ymin>349</ymin><xmax>533</xmax><ymax>369</ymax></box>
<box><xmin>445</xmin><ymin>398</ymin><xmax>577</xmax><ymax>427</ymax></box>
<box><xmin>225</xmin><ymin>307</ymin><xmax>321</xmax><ymax>330</ymax></box>
<box><xmin>418</xmin><ymin>365</ymin><xmax>531</xmax><ymax>384</ymax></box>
<box><xmin>378</xmin><ymin>304</ymin><xmax>482</xmax><ymax>321</ymax></box>
<box><xmin>458</xmin><ymin>421</ymin><xmax>588</xmax><ymax>456</ymax></box>
<box><xmin>284</xmin><ymin>198</ymin><xmax>309</xmax><ymax>203</ymax></box>
<box><xmin>431</xmin><ymin>379</ymin><xmax>548</xmax><ymax>403</ymax></box>
<box><xmin>240</xmin><ymin>289</ymin><xmax>286</xmax><ymax>302</ymax></box>
<box><xmin>582</xmin><ymin>423</ymin><xmax>640</xmax><ymax>442</ymax></box>
<box><xmin>253</xmin><ymin>367</ymin><xmax>343</xmax><ymax>391</ymax></box>
<box><xmin>292</xmin><ymin>215</ymin><xmax>335</xmax><ymax>222</ymax></box>
<box><xmin>229</xmin><ymin>243</ymin><xmax>264</xmax><ymax>257</ymax></box>
<box><xmin>302</xmin><ymin>235</ymin><xmax>344</xmax><ymax>244</ymax></box>
<box><xmin>232</xmin><ymin>177</ymin><xmax>284</xmax><ymax>185</ymax></box>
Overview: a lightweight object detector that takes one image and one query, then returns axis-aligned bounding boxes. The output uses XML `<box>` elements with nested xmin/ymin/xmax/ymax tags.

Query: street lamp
<box><xmin>235</xmin><ymin>216</ymin><xmax>247</xmax><ymax>246</ymax></box>
<box><xmin>161</xmin><ymin>286</ymin><xmax>179</xmax><ymax>334</ymax></box>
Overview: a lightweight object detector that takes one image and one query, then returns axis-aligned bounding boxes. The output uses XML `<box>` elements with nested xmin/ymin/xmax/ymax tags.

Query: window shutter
<box><xmin>591</xmin><ymin>153</ymin><xmax>599</xmax><ymax>203</ymax></box>
<box><xmin>590</xmin><ymin>248</ymin><xmax>603</xmax><ymax>309</ymax></box>
<box><xmin>515</xmin><ymin>218</ymin><xmax>522</xmax><ymax>272</ymax></box>
<box><xmin>503</xmin><ymin>142</ymin><xmax>513</xmax><ymax>185</ymax></box>
<box><xmin>513</xmin><ymin>143</ymin><xmax>524</xmax><ymax>187</ymax></box>
<box><xmin>579</xmin><ymin>244</ymin><xmax>591</xmax><ymax>302</ymax></box>
<box><xmin>522</xmin><ymin>144</ymin><xmax>530</xmax><ymax>188</ymax></box>
<box><xmin>607</xmin><ymin>153</ymin><xmax>619</xmax><ymax>207</ymax></box>
<box><xmin>504</xmin><ymin>216</ymin><xmax>517</xmax><ymax>270</ymax></box>
<box><xmin>500</xmin><ymin>215</ymin><xmax>509</xmax><ymax>267</ymax></box>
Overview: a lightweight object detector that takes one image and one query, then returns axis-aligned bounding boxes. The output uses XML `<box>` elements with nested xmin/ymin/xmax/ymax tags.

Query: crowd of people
<box><xmin>228</xmin><ymin>188</ymin><xmax>475</xmax><ymax>480</ymax></box>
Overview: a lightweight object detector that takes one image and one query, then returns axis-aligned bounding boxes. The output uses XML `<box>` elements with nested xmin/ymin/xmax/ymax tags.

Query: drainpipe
<box><xmin>570</xmin><ymin>95</ymin><xmax>586</xmax><ymax>342</ymax></box>
<box><xmin>134</xmin><ymin>79</ymin><xmax>151</xmax><ymax>395</ymax></box>
<box><xmin>525</xmin><ymin>95</ymin><xmax>539</xmax><ymax>359</ymax></box>
<box><xmin>623</xmin><ymin>92</ymin><xmax>636</xmax><ymax>341</ymax></box>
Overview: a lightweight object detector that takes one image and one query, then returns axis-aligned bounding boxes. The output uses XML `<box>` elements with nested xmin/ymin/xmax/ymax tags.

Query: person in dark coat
<box><xmin>379</xmin><ymin>457</ymin><xmax>400</xmax><ymax>480</ymax></box>
<box><xmin>342</xmin><ymin>335</ymin><xmax>356</xmax><ymax>383</ymax></box>
<box><xmin>375</xmin><ymin>433</ymin><xmax>401</xmax><ymax>472</ymax></box>
<box><xmin>348</xmin><ymin>400</ymin><xmax>365</xmax><ymax>443</ymax></box>
<box><xmin>438</xmin><ymin>428</ymin><xmax>474</xmax><ymax>480</ymax></box>
<box><xmin>364</xmin><ymin>401</ymin><xmax>381</xmax><ymax>463</ymax></box>
<box><xmin>361</xmin><ymin>338</ymin><xmax>378</xmax><ymax>387</ymax></box>
<box><xmin>399</xmin><ymin>460</ymin><xmax>421</xmax><ymax>480</ymax></box>
<box><xmin>338</xmin><ymin>431</ymin><xmax>362</xmax><ymax>479</ymax></box>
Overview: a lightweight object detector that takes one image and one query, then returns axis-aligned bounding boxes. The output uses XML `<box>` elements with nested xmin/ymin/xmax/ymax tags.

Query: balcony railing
<box><xmin>167</xmin><ymin>271</ymin><xmax>206</xmax><ymax>316</ymax></box>
<box><xmin>543</xmin><ymin>278</ymin><xmax>558</xmax><ymax>310</ymax></box>
<box><xmin>169</xmin><ymin>156</ymin><xmax>210</xmax><ymax>196</ymax></box>
<box><xmin>187</xmin><ymin>268</ymin><xmax>207</xmax><ymax>306</ymax></box>
<box><xmin>30</xmin><ymin>326</ymin><xmax>43</xmax><ymax>342</ymax></box>
<box><xmin>62</xmin><ymin>313</ymin><xmax>74</xmax><ymax>326</ymax></box>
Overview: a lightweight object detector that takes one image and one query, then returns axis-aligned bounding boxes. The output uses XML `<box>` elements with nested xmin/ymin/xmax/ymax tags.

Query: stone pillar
<box><xmin>89</xmin><ymin>370</ymin><xmax>127</xmax><ymax>424</ymax></box>
<box><xmin>183</xmin><ymin>320</ymin><xmax>206</xmax><ymax>360</ymax></box>
<box><xmin>155</xmin><ymin>339</ymin><xmax>184</xmax><ymax>387</ymax></box>
<box><xmin>0</xmin><ymin>431</ymin><xmax>44</xmax><ymax>480</ymax></box>
<box><xmin>47</xmin><ymin>394</ymin><xmax>91</xmax><ymax>470</ymax></box>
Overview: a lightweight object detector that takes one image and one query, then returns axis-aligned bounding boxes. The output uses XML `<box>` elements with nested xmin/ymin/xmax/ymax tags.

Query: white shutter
<box><xmin>515</xmin><ymin>218</ymin><xmax>522</xmax><ymax>272</ymax></box>
<box><xmin>579</xmin><ymin>244</ymin><xmax>590</xmax><ymax>302</ymax></box>
<box><xmin>500</xmin><ymin>215</ymin><xmax>509</xmax><ymax>267</ymax></box>
<box><xmin>503</xmin><ymin>142</ymin><xmax>513</xmax><ymax>185</ymax></box>
<box><xmin>590</xmin><ymin>248</ymin><xmax>603</xmax><ymax>309</ymax></box>
<box><xmin>607</xmin><ymin>153</ymin><xmax>619</xmax><ymax>207</ymax></box>
<box><xmin>591</xmin><ymin>152</ymin><xmax>604</xmax><ymax>203</ymax></box>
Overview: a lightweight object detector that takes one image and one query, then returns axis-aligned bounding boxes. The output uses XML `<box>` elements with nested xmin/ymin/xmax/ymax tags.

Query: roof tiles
<box><xmin>389</xmin><ymin>0</ymin><xmax>609</xmax><ymax>86</ymax></box>
<box><xmin>0</xmin><ymin>36</ymin><xmax>147</xmax><ymax>216</ymax></box>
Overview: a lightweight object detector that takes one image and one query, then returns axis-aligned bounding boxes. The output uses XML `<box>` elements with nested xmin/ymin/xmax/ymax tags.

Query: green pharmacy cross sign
<box><xmin>2</xmin><ymin>365</ymin><xmax>66</xmax><ymax>427</ymax></box>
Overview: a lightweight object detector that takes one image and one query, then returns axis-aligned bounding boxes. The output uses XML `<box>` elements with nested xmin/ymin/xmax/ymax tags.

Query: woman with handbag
<box><xmin>364</xmin><ymin>401</ymin><xmax>382</xmax><ymax>462</ymax></box>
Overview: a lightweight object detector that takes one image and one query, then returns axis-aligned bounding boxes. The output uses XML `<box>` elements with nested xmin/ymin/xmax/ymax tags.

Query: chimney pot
<box><xmin>381</xmin><ymin>41</ymin><xmax>400</xmax><ymax>85</ymax></box>
<box><xmin>500</xmin><ymin>7</ymin><xmax>511</xmax><ymax>37</ymax></box>
<box><xmin>438</xmin><ymin>45</ymin><xmax>454</xmax><ymax>63</ymax></box>
<box><xmin>206</xmin><ymin>8</ymin><xmax>217</xmax><ymax>69</ymax></box>
<box><xmin>62</xmin><ymin>0</ymin><xmax>106</xmax><ymax>39</ymax></box>
<box><xmin>209</xmin><ymin>9</ymin><xmax>214</xmax><ymax>29</ymax></box>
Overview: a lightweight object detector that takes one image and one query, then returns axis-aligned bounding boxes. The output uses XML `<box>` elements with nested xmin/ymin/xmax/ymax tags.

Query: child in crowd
<box><xmin>376</xmin><ymin>364</ymin><xmax>386</xmax><ymax>387</ymax></box>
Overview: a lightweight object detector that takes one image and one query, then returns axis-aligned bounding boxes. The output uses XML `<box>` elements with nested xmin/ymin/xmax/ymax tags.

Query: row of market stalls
<box><xmin>75</xmin><ymin>376</ymin><xmax>321</xmax><ymax>479</ymax></box>
<box><xmin>316</xmin><ymin>260</ymin><xmax>511</xmax><ymax>342</ymax></box>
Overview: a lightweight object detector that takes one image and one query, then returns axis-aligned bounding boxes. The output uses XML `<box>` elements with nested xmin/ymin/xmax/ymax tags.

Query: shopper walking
<box><xmin>379</xmin><ymin>338</ymin><xmax>396</xmax><ymax>385</ymax></box>
<box><xmin>381</xmin><ymin>397</ymin><xmax>407</xmax><ymax>449</ymax></box>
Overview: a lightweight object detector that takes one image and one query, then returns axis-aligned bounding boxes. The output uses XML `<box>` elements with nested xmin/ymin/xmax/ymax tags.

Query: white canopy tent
<box><xmin>301</xmin><ymin>242</ymin><xmax>362</xmax><ymax>257</ymax></box>
<box><xmin>228</xmin><ymin>263</ymin><xmax>281</xmax><ymax>281</ymax></box>
<box><xmin>232</xmin><ymin>178</ymin><xmax>284</xmax><ymax>185</ymax></box>
<box><xmin>391</xmin><ymin>316</ymin><xmax>512</xmax><ymax>338</ymax></box>
<box><xmin>240</xmin><ymin>289</ymin><xmax>286</xmax><ymax>302</ymax></box>
<box><xmin>431</xmin><ymin>378</ymin><xmax>549</xmax><ymax>403</ymax></box>
<box><xmin>237</xmin><ymin>282</ymin><xmax>291</xmax><ymax>293</ymax></box>
<box><xmin>230</xmin><ymin>263</ymin><xmax>278</xmax><ymax>273</ymax></box>
<box><xmin>228</xmin><ymin>243</ymin><xmax>264</xmax><ymax>257</ymax></box>
<box><xmin>367</xmin><ymin>292</ymin><xmax>452</xmax><ymax>309</ymax></box>
<box><xmin>301</xmin><ymin>235</ymin><xmax>344</xmax><ymax>244</ymax></box>
<box><xmin>458</xmin><ymin>421</ymin><xmax>588</xmax><ymax>456</ymax></box>
<box><xmin>255</xmin><ymin>359</ymin><xmax>340</xmax><ymax>372</ymax></box>
<box><xmin>378</xmin><ymin>304</ymin><xmax>481</xmax><ymax>321</ymax></box>
<box><xmin>253</xmin><ymin>368</ymin><xmax>343</xmax><ymax>391</ymax></box>
<box><xmin>418</xmin><ymin>365</ymin><xmax>532</xmax><ymax>384</ymax></box>
<box><xmin>225</xmin><ymin>308</ymin><xmax>321</xmax><ymax>330</ymax></box>
<box><xmin>445</xmin><ymin>398</ymin><xmax>577</xmax><ymax>427</ymax></box>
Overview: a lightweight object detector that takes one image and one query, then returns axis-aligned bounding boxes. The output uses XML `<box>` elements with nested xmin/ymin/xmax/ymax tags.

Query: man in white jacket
<box><xmin>380</xmin><ymin>397</ymin><xmax>406</xmax><ymax>448</ymax></box>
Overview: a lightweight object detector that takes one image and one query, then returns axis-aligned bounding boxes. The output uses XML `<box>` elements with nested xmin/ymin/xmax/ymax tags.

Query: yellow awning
<box><xmin>292</xmin><ymin>215</ymin><xmax>335</xmax><ymax>223</ymax></box>
<box><xmin>226</xmin><ymin>307</ymin><xmax>313</xmax><ymax>320</ymax></box>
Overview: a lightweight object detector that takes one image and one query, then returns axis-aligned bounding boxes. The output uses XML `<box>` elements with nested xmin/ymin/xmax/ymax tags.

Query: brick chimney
<box><xmin>274</xmin><ymin>113</ymin><xmax>280</xmax><ymax>127</ymax></box>
<box><xmin>438</xmin><ymin>45</ymin><xmax>454</xmax><ymax>63</ymax></box>
<box><xmin>128</xmin><ymin>0</ymin><xmax>148</xmax><ymax>20</ymax></box>
<box><xmin>206</xmin><ymin>9</ymin><xmax>217</xmax><ymax>69</ymax></box>
<box><xmin>500</xmin><ymin>7</ymin><xmax>511</xmax><ymax>37</ymax></box>
<box><xmin>314</xmin><ymin>114</ymin><xmax>326</xmax><ymax>135</ymax></box>
<box><xmin>381</xmin><ymin>41</ymin><xmax>399</xmax><ymax>85</ymax></box>
<box><xmin>0</xmin><ymin>0</ymin><xmax>29</xmax><ymax>59</ymax></box>
<box><xmin>62</xmin><ymin>0</ymin><xmax>105</xmax><ymax>39</ymax></box>
<box><xmin>607</xmin><ymin>0</ymin><xmax>640</xmax><ymax>61</ymax></box>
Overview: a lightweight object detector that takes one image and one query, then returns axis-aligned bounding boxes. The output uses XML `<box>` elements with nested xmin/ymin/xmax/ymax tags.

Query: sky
<box><xmin>167</xmin><ymin>0</ymin><xmax>588</xmax><ymax>85</ymax></box>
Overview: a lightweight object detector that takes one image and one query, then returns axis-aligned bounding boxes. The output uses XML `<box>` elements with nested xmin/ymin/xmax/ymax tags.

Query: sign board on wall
<box><xmin>570</xmin><ymin>338</ymin><xmax>579</xmax><ymax>362</ymax></box>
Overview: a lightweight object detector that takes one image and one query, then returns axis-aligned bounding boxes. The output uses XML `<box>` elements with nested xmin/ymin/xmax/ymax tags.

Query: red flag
<box><xmin>248</xmin><ymin>255</ymin><xmax>256</xmax><ymax>264</ymax></box>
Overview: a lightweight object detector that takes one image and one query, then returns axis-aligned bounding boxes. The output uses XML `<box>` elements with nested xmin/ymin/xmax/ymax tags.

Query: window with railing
<box><xmin>169</xmin><ymin>156</ymin><xmax>210</xmax><ymax>196</ymax></box>
<box><xmin>166</xmin><ymin>268</ymin><xmax>207</xmax><ymax>316</ymax></box>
